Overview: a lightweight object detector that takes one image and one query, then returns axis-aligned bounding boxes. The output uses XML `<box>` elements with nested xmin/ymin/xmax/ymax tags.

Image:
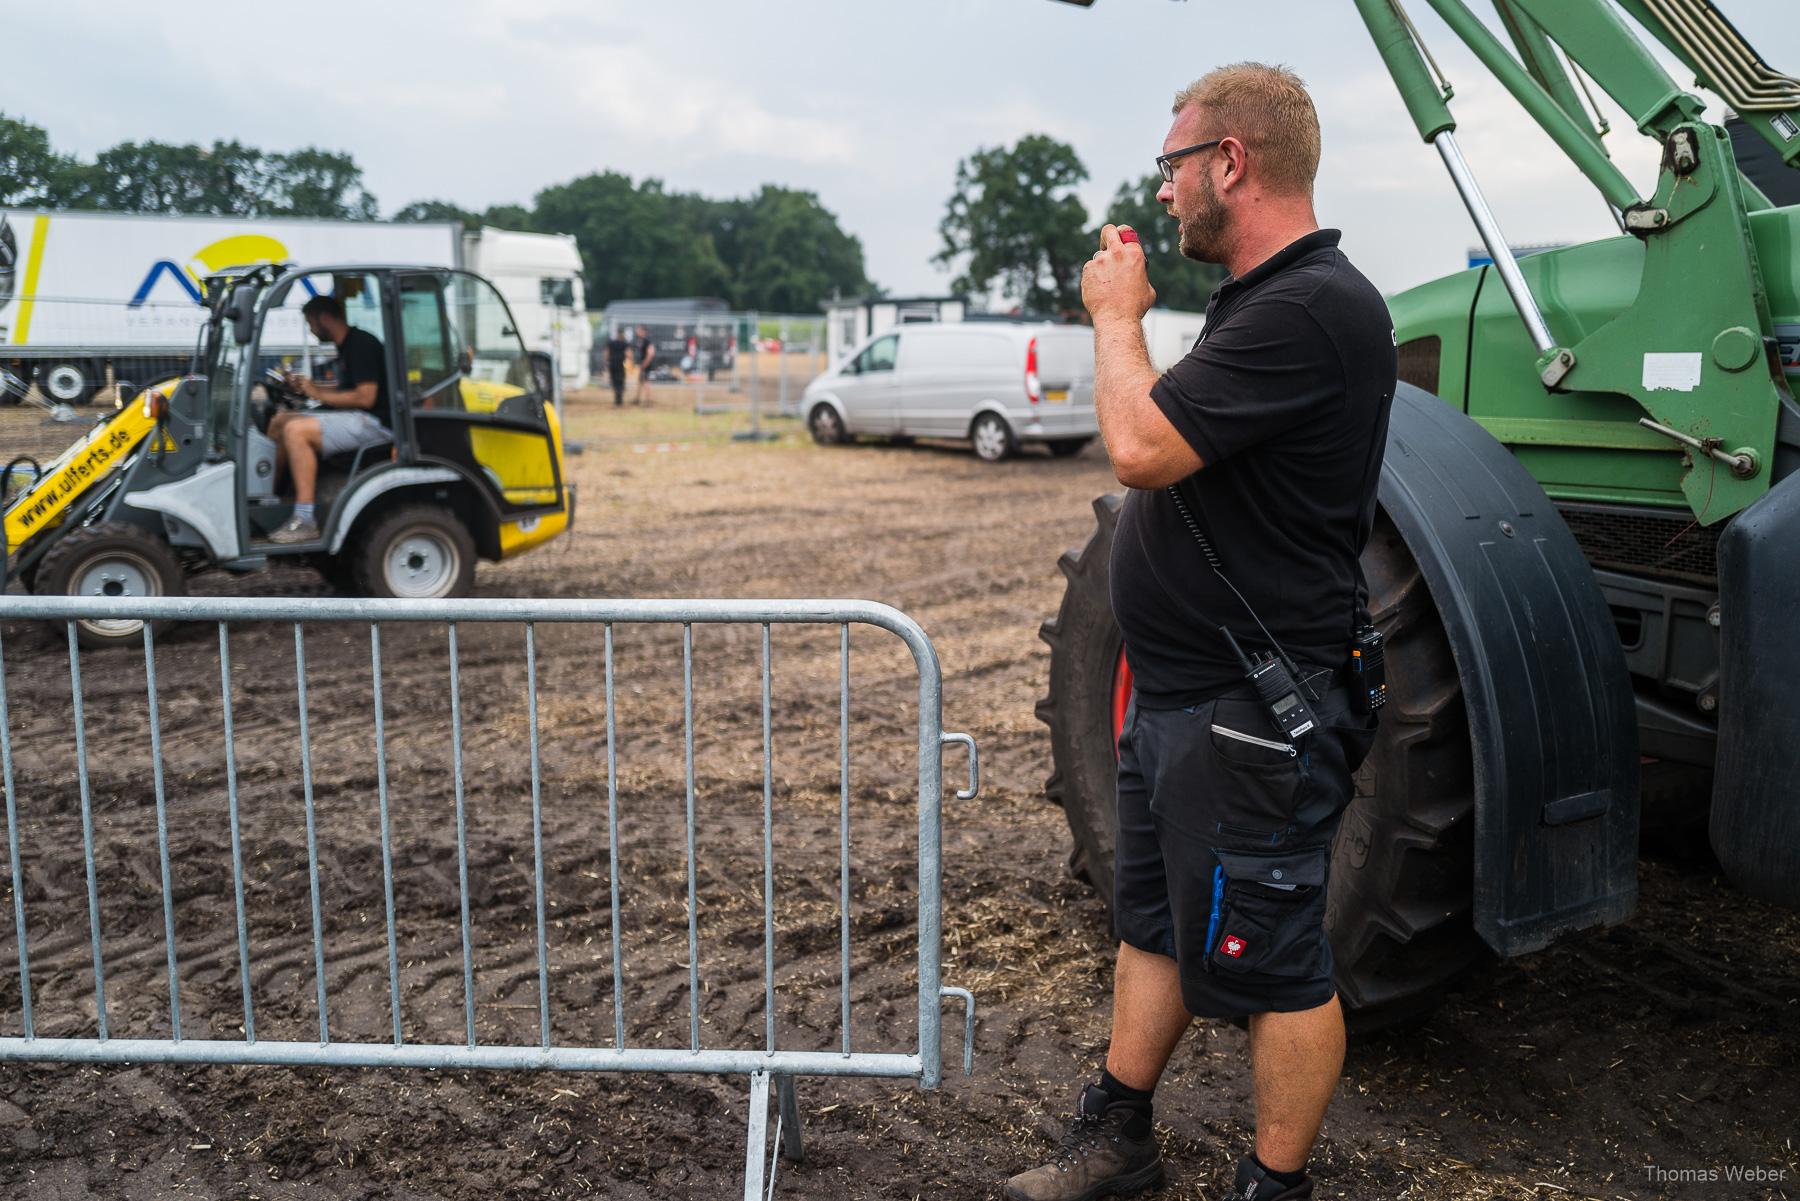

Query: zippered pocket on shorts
<box><xmin>1209</xmin><ymin>723</ymin><xmax>1297</xmax><ymax>758</ymax></box>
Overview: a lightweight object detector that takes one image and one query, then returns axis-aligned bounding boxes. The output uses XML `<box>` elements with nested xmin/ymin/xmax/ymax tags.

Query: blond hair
<box><xmin>1173</xmin><ymin>63</ymin><xmax>1321</xmax><ymax>198</ymax></box>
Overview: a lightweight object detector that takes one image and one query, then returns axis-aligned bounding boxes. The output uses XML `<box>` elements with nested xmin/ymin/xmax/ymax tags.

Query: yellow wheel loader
<box><xmin>2</xmin><ymin>263</ymin><xmax>575</xmax><ymax>647</ymax></box>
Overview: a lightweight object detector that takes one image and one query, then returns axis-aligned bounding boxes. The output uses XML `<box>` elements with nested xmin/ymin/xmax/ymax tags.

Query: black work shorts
<box><xmin>1113</xmin><ymin>683</ymin><xmax>1376</xmax><ymax>1019</ymax></box>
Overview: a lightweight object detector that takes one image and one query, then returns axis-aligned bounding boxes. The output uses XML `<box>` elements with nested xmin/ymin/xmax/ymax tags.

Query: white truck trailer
<box><xmin>0</xmin><ymin>210</ymin><xmax>591</xmax><ymax>403</ymax></box>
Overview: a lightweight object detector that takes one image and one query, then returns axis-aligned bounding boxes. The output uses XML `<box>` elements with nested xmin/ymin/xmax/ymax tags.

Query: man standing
<box><xmin>605</xmin><ymin>325</ymin><xmax>630</xmax><ymax>406</ymax></box>
<box><xmin>632</xmin><ymin>324</ymin><xmax>656</xmax><ymax>405</ymax></box>
<box><xmin>1004</xmin><ymin>64</ymin><xmax>1394</xmax><ymax>1201</ymax></box>
<box><xmin>267</xmin><ymin>294</ymin><xmax>393</xmax><ymax>544</ymax></box>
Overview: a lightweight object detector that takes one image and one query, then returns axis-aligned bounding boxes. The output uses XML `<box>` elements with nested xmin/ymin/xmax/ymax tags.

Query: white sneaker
<box><xmin>267</xmin><ymin>516</ymin><xmax>320</xmax><ymax>545</ymax></box>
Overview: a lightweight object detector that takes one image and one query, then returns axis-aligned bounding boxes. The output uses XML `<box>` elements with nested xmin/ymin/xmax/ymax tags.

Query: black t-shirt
<box><xmin>334</xmin><ymin>326</ymin><xmax>392</xmax><ymax>429</ymax></box>
<box><xmin>633</xmin><ymin>336</ymin><xmax>653</xmax><ymax>366</ymax></box>
<box><xmin>1110</xmin><ymin>228</ymin><xmax>1397</xmax><ymax>708</ymax></box>
<box><xmin>606</xmin><ymin>335</ymin><xmax>629</xmax><ymax>373</ymax></box>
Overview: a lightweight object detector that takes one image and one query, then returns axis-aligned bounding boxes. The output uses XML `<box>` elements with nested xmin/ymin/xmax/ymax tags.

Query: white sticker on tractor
<box><xmin>1643</xmin><ymin>352</ymin><xmax>1703</xmax><ymax>392</ymax></box>
<box><xmin>1773</xmin><ymin>112</ymin><xmax>1800</xmax><ymax>143</ymax></box>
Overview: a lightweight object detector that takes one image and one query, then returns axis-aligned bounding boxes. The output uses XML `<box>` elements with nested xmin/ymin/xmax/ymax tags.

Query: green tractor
<box><xmin>1040</xmin><ymin>0</ymin><xmax>1800</xmax><ymax>1025</ymax></box>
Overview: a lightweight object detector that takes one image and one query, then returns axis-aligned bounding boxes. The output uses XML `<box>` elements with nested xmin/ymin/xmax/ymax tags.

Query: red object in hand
<box><xmin>1119</xmin><ymin>228</ymin><xmax>1139</xmax><ymax>245</ymax></box>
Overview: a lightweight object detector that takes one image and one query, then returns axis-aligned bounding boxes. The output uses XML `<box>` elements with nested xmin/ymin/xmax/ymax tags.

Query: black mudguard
<box><xmin>1713</xmin><ymin>472</ymin><xmax>1800</xmax><ymax>906</ymax></box>
<box><xmin>1380</xmin><ymin>384</ymin><xmax>1639</xmax><ymax>956</ymax></box>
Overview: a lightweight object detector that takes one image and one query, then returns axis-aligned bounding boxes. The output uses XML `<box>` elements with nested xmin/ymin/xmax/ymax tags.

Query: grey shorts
<box><xmin>1114</xmin><ymin>682</ymin><xmax>1377</xmax><ymax>1019</ymax></box>
<box><xmin>315</xmin><ymin>410</ymin><xmax>391</xmax><ymax>457</ymax></box>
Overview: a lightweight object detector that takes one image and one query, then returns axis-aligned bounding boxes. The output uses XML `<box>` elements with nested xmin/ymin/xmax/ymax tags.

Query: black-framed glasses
<box><xmin>1156</xmin><ymin>139</ymin><xmax>1223</xmax><ymax>183</ymax></box>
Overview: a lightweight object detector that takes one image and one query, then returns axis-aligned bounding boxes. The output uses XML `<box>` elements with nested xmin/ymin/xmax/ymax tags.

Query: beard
<box><xmin>1176</xmin><ymin>169</ymin><xmax>1230</xmax><ymax>264</ymax></box>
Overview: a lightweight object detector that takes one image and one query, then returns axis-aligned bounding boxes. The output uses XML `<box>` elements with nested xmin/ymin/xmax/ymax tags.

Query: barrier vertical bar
<box><xmin>683</xmin><ymin>623</ymin><xmax>700</xmax><ymax>1051</ymax></box>
<box><xmin>370</xmin><ymin>624</ymin><xmax>402</xmax><ymax>1046</ymax></box>
<box><xmin>67</xmin><ymin>626</ymin><xmax>107</xmax><ymax>1039</ymax></box>
<box><xmin>217</xmin><ymin>625</ymin><xmax>255</xmax><ymax>1043</ymax></box>
<box><xmin>916</xmin><ymin>636</ymin><xmax>945</xmax><ymax>1088</ymax></box>
<box><xmin>527</xmin><ymin>623</ymin><xmax>550</xmax><ymax>1049</ymax></box>
<box><xmin>761</xmin><ymin>624</ymin><xmax>775</xmax><ymax>1053</ymax></box>
<box><xmin>0</xmin><ymin>629</ymin><xmax>33</xmax><ymax>1039</ymax></box>
<box><xmin>295</xmin><ymin>624</ymin><xmax>329</xmax><ymax>1043</ymax></box>
<box><xmin>143</xmin><ymin>626</ymin><xmax>183</xmax><ymax>1041</ymax></box>
<box><xmin>604</xmin><ymin>623</ymin><xmax>624</xmax><ymax>1050</ymax></box>
<box><xmin>448</xmin><ymin>624</ymin><xmax>476</xmax><ymax>1049</ymax></box>
<box><xmin>839</xmin><ymin>624</ymin><xmax>851</xmax><ymax>1055</ymax></box>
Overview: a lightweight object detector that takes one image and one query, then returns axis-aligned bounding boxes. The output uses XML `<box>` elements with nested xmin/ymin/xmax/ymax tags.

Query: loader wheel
<box><xmin>34</xmin><ymin>522</ymin><xmax>187</xmax><ymax>649</ymax></box>
<box><xmin>1037</xmin><ymin>497</ymin><xmax>1482</xmax><ymax>1029</ymax></box>
<box><xmin>349</xmin><ymin>505</ymin><xmax>475</xmax><ymax>600</ymax></box>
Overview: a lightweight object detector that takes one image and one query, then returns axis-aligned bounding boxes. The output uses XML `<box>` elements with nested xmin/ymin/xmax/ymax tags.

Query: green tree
<box><xmin>392</xmin><ymin>199</ymin><xmax>483</xmax><ymax>226</ymax></box>
<box><xmin>935</xmin><ymin>134</ymin><xmax>1091</xmax><ymax>314</ymax></box>
<box><xmin>710</xmin><ymin>185</ymin><xmax>868</xmax><ymax>312</ymax></box>
<box><xmin>263</xmin><ymin>148</ymin><xmax>378</xmax><ymax>219</ymax></box>
<box><xmin>0</xmin><ymin>113</ymin><xmax>74</xmax><ymax>206</ymax></box>
<box><xmin>530</xmin><ymin>172</ymin><xmax>730</xmax><ymax>308</ymax></box>
<box><xmin>1102</xmin><ymin>173</ymin><xmax>1225</xmax><ymax>312</ymax></box>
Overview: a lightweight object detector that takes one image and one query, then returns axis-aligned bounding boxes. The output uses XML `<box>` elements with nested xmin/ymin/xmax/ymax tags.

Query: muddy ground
<box><xmin>0</xmin><ymin>390</ymin><xmax>1795</xmax><ymax>1200</ymax></box>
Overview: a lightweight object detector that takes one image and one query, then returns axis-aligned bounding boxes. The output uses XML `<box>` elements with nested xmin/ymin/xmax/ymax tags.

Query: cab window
<box><xmin>399</xmin><ymin>274</ymin><xmax>459</xmax><ymax>410</ymax></box>
<box><xmin>853</xmin><ymin>334</ymin><xmax>898</xmax><ymax>374</ymax></box>
<box><xmin>448</xmin><ymin>272</ymin><xmax>542</xmax><ymax>425</ymax></box>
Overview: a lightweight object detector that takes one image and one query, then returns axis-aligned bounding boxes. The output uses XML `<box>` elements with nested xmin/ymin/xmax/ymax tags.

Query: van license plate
<box><xmin>1044</xmin><ymin>389</ymin><xmax>1070</xmax><ymax>403</ymax></box>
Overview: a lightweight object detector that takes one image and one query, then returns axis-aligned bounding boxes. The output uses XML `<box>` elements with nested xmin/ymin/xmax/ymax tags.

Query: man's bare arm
<box><xmin>1092</xmin><ymin>313</ymin><xmax>1202</xmax><ymax>488</ymax></box>
<box><xmin>1082</xmin><ymin>224</ymin><xmax>1204</xmax><ymax>488</ymax></box>
<box><xmin>301</xmin><ymin>379</ymin><xmax>379</xmax><ymax>410</ymax></box>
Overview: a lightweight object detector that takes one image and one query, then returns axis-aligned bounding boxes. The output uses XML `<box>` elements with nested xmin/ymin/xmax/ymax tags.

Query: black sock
<box><xmin>1094</xmin><ymin>1073</ymin><xmax>1152</xmax><ymax>1137</ymax></box>
<box><xmin>1252</xmin><ymin>1154</ymin><xmax>1307</xmax><ymax>1189</ymax></box>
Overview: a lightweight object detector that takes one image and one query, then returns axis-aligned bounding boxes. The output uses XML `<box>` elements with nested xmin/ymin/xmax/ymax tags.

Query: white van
<box><xmin>801</xmin><ymin>322</ymin><xmax>1096</xmax><ymax>461</ymax></box>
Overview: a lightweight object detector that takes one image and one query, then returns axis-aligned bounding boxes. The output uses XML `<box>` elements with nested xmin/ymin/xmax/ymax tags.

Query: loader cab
<box><xmin>218</xmin><ymin>263</ymin><xmax>569</xmax><ymax>587</ymax></box>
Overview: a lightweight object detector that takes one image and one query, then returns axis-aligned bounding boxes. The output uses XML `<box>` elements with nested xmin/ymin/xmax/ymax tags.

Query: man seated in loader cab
<box><xmin>267</xmin><ymin>294</ymin><xmax>393</xmax><ymax>544</ymax></box>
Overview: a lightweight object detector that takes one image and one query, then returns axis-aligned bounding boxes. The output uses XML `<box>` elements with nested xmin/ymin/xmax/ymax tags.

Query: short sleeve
<box><xmin>339</xmin><ymin>331</ymin><xmax>382</xmax><ymax>390</ymax></box>
<box><xmin>1149</xmin><ymin>300</ymin><xmax>1343</xmax><ymax>466</ymax></box>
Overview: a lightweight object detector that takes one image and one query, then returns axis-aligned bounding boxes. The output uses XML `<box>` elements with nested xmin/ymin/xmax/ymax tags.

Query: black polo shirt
<box><xmin>1110</xmin><ymin>228</ymin><xmax>1396</xmax><ymax>708</ymax></box>
<box><xmin>335</xmin><ymin>325</ymin><xmax>393</xmax><ymax>429</ymax></box>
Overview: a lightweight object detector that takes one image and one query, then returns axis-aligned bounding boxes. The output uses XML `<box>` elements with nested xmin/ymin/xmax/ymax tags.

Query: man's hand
<box><xmin>1082</xmin><ymin>224</ymin><xmax>1156</xmax><ymax>324</ymax></box>
<box><xmin>282</xmin><ymin>371</ymin><xmax>312</xmax><ymax>400</ymax></box>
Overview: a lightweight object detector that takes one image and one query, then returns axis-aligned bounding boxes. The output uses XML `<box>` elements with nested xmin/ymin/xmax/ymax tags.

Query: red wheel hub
<box><xmin>1111</xmin><ymin>646</ymin><xmax>1133</xmax><ymax>756</ymax></box>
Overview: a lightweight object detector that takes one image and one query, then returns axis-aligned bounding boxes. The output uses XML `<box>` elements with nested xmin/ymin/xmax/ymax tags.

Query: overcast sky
<box><xmin>10</xmin><ymin>0</ymin><xmax>1791</xmax><ymax>305</ymax></box>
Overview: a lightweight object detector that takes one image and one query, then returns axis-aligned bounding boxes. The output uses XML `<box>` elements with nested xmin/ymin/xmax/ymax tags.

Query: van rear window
<box><xmin>1035</xmin><ymin>333</ymin><xmax>1095</xmax><ymax>385</ymax></box>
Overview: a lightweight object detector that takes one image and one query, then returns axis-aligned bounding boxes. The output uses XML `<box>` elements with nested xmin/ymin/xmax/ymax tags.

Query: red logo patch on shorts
<box><xmin>1220</xmin><ymin>934</ymin><xmax>1246</xmax><ymax>958</ymax></box>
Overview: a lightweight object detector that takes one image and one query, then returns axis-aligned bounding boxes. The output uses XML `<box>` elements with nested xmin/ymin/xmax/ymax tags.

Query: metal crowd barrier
<box><xmin>0</xmin><ymin>596</ymin><xmax>978</xmax><ymax>1199</ymax></box>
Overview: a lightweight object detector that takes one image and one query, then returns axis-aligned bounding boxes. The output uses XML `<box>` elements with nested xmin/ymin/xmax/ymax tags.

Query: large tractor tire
<box><xmin>1037</xmin><ymin>495</ymin><xmax>1483</xmax><ymax>1028</ymax></box>
<box><xmin>34</xmin><ymin>521</ymin><xmax>187</xmax><ymax>649</ymax></box>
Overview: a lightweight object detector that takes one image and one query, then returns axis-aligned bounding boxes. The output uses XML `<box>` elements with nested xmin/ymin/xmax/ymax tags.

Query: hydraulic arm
<box><xmin>1355</xmin><ymin>0</ymin><xmax>1799</xmax><ymax>523</ymax></box>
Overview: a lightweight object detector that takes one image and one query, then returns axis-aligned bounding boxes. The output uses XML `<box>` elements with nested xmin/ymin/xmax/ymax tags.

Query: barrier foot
<box><xmin>775</xmin><ymin>1073</ymin><xmax>805</xmax><ymax>1164</ymax></box>
<box><xmin>745</xmin><ymin>1070</ymin><xmax>772</xmax><ymax>1200</ymax></box>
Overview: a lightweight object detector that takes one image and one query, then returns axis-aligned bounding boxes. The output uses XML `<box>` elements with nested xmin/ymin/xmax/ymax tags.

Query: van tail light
<box><xmin>1025</xmin><ymin>336</ymin><xmax>1042</xmax><ymax>404</ymax></box>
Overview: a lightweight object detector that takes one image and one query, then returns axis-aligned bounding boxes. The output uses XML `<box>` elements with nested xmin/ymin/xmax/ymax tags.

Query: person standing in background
<box><xmin>606</xmin><ymin>325</ymin><xmax>630</xmax><ymax>406</ymax></box>
<box><xmin>633</xmin><ymin>324</ymin><xmax>656</xmax><ymax>405</ymax></box>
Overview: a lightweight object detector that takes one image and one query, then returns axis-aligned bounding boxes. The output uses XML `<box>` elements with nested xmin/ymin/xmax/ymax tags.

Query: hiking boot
<box><xmin>267</xmin><ymin>516</ymin><xmax>320</xmax><ymax>545</ymax></box>
<box><xmin>1003</xmin><ymin>1083</ymin><xmax>1164</xmax><ymax>1201</ymax></box>
<box><xmin>1231</xmin><ymin>1155</ymin><xmax>1313</xmax><ymax>1200</ymax></box>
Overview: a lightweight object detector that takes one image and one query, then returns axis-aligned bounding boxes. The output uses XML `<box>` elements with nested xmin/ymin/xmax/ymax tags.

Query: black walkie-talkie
<box><xmin>1220</xmin><ymin>626</ymin><xmax>1318</xmax><ymax>744</ymax></box>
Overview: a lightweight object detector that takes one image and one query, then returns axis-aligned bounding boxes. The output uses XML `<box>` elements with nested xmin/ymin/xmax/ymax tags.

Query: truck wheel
<box><xmin>970</xmin><ymin>413</ymin><xmax>1015</xmax><ymax>463</ymax></box>
<box><xmin>808</xmin><ymin>403</ymin><xmax>846</xmax><ymax>445</ymax></box>
<box><xmin>33</xmin><ymin>522</ymin><xmax>187</xmax><ymax>649</ymax></box>
<box><xmin>349</xmin><ymin>505</ymin><xmax>476</xmax><ymax>600</ymax></box>
<box><xmin>1037</xmin><ymin>497</ymin><xmax>1483</xmax><ymax>1029</ymax></box>
<box><xmin>39</xmin><ymin>359</ymin><xmax>102</xmax><ymax>406</ymax></box>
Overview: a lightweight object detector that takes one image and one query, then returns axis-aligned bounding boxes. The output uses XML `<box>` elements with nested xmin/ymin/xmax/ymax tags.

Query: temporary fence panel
<box><xmin>0</xmin><ymin>595</ymin><xmax>978</xmax><ymax>1199</ymax></box>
